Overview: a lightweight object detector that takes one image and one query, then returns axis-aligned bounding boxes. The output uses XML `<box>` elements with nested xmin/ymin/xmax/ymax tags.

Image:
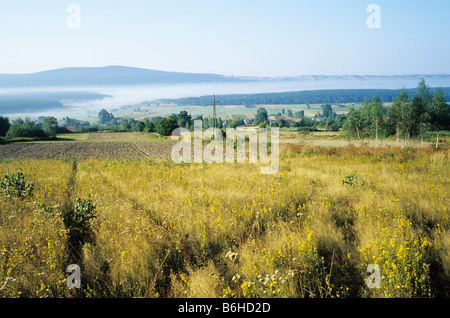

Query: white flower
<box><xmin>225</xmin><ymin>250</ymin><xmax>238</xmax><ymax>261</ymax></box>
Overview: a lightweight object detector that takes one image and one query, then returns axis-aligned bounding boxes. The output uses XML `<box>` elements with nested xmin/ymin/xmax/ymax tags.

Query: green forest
<box><xmin>154</xmin><ymin>87</ymin><xmax>450</xmax><ymax>106</ymax></box>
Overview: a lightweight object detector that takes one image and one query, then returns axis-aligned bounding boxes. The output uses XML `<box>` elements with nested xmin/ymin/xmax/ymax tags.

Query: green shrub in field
<box><xmin>63</xmin><ymin>195</ymin><xmax>97</xmax><ymax>266</ymax></box>
<box><xmin>0</xmin><ymin>169</ymin><xmax>34</xmax><ymax>199</ymax></box>
<box><xmin>342</xmin><ymin>171</ymin><xmax>365</xmax><ymax>187</ymax></box>
<box><xmin>63</xmin><ymin>196</ymin><xmax>97</xmax><ymax>244</ymax></box>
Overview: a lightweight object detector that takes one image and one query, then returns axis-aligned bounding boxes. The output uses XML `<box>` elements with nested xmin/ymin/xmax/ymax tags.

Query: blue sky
<box><xmin>0</xmin><ymin>0</ymin><xmax>449</xmax><ymax>76</ymax></box>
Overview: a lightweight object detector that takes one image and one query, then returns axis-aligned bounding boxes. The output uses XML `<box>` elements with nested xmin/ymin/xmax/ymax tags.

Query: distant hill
<box><xmin>0</xmin><ymin>91</ymin><xmax>110</xmax><ymax>114</ymax></box>
<box><xmin>0</xmin><ymin>66</ymin><xmax>246</xmax><ymax>87</ymax></box>
<box><xmin>0</xmin><ymin>66</ymin><xmax>449</xmax><ymax>88</ymax></box>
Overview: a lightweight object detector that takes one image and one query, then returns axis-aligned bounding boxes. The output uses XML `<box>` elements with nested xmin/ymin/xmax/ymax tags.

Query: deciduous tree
<box><xmin>0</xmin><ymin>116</ymin><xmax>10</xmax><ymax>137</ymax></box>
<box><xmin>155</xmin><ymin>115</ymin><xmax>179</xmax><ymax>136</ymax></box>
<box><xmin>429</xmin><ymin>88</ymin><xmax>450</xmax><ymax>148</ymax></box>
<box><xmin>255</xmin><ymin>108</ymin><xmax>269</xmax><ymax>125</ymax></box>
<box><xmin>43</xmin><ymin>116</ymin><xmax>59</xmax><ymax>137</ymax></box>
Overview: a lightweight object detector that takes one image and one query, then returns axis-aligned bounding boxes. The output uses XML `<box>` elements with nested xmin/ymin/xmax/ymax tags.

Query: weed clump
<box><xmin>0</xmin><ymin>169</ymin><xmax>34</xmax><ymax>199</ymax></box>
<box><xmin>63</xmin><ymin>196</ymin><xmax>97</xmax><ymax>264</ymax></box>
<box><xmin>342</xmin><ymin>170</ymin><xmax>365</xmax><ymax>187</ymax></box>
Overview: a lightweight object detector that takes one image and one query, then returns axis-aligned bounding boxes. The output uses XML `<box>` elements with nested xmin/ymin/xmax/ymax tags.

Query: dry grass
<box><xmin>0</xmin><ymin>144</ymin><xmax>449</xmax><ymax>298</ymax></box>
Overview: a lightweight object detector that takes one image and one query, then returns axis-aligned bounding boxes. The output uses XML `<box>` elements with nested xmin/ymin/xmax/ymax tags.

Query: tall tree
<box><xmin>344</xmin><ymin>106</ymin><xmax>363</xmax><ymax>140</ymax></box>
<box><xmin>155</xmin><ymin>115</ymin><xmax>179</xmax><ymax>137</ymax></box>
<box><xmin>369</xmin><ymin>96</ymin><xmax>385</xmax><ymax>146</ymax></box>
<box><xmin>388</xmin><ymin>89</ymin><xmax>410</xmax><ymax>146</ymax></box>
<box><xmin>322</xmin><ymin>104</ymin><xmax>333</xmax><ymax>118</ymax></box>
<box><xmin>98</xmin><ymin>109</ymin><xmax>114</xmax><ymax>124</ymax></box>
<box><xmin>429</xmin><ymin>88</ymin><xmax>450</xmax><ymax>148</ymax></box>
<box><xmin>42</xmin><ymin>116</ymin><xmax>59</xmax><ymax>137</ymax></box>
<box><xmin>255</xmin><ymin>108</ymin><xmax>269</xmax><ymax>125</ymax></box>
<box><xmin>360</xmin><ymin>99</ymin><xmax>372</xmax><ymax>138</ymax></box>
<box><xmin>134</xmin><ymin>121</ymin><xmax>145</xmax><ymax>132</ymax></box>
<box><xmin>119</xmin><ymin>119</ymin><xmax>130</xmax><ymax>131</ymax></box>
<box><xmin>177</xmin><ymin>110</ymin><xmax>192</xmax><ymax>128</ymax></box>
<box><xmin>143</xmin><ymin>118</ymin><xmax>156</xmax><ymax>133</ymax></box>
<box><xmin>0</xmin><ymin>116</ymin><xmax>10</xmax><ymax>137</ymax></box>
<box><xmin>407</xmin><ymin>79</ymin><xmax>432</xmax><ymax>144</ymax></box>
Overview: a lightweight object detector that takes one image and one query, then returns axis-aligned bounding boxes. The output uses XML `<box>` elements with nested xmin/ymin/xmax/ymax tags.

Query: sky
<box><xmin>0</xmin><ymin>0</ymin><xmax>449</xmax><ymax>77</ymax></box>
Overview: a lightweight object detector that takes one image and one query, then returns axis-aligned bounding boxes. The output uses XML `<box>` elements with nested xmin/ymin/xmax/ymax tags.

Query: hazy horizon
<box><xmin>2</xmin><ymin>75</ymin><xmax>449</xmax><ymax>120</ymax></box>
<box><xmin>1</xmin><ymin>64</ymin><xmax>450</xmax><ymax>78</ymax></box>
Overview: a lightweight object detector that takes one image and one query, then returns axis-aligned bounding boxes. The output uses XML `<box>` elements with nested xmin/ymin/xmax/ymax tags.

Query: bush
<box><xmin>0</xmin><ymin>169</ymin><xmax>34</xmax><ymax>199</ymax></box>
<box><xmin>63</xmin><ymin>196</ymin><xmax>97</xmax><ymax>238</ymax></box>
<box><xmin>63</xmin><ymin>196</ymin><xmax>97</xmax><ymax>264</ymax></box>
<box><xmin>298</xmin><ymin>127</ymin><xmax>319</xmax><ymax>133</ymax></box>
<box><xmin>342</xmin><ymin>171</ymin><xmax>365</xmax><ymax>187</ymax></box>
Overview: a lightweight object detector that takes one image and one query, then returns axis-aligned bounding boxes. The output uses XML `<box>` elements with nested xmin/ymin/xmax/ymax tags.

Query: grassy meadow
<box><xmin>0</xmin><ymin>142</ymin><xmax>449</xmax><ymax>298</ymax></box>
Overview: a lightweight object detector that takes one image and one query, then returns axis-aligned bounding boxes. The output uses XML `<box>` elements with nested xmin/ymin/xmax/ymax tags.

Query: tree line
<box><xmin>343</xmin><ymin>80</ymin><xmax>449</xmax><ymax>146</ymax></box>
<box><xmin>0</xmin><ymin>116</ymin><xmax>64</xmax><ymax>140</ymax></box>
<box><xmin>96</xmin><ymin>109</ymin><xmax>226</xmax><ymax>136</ymax></box>
<box><xmin>0</xmin><ymin>110</ymin><xmax>223</xmax><ymax>140</ymax></box>
<box><xmin>154</xmin><ymin>87</ymin><xmax>450</xmax><ymax>106</ymax></box>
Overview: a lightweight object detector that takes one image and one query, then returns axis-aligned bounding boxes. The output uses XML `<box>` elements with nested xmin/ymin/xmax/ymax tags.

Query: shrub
<box><xmin>342</xmin><ymin>171</ymin><xmax>365</xmax><ymax>187</ymax></box>
<box><xmin>0</xmin><ymin>169</ymin><xmax>34</xmax><ymax>199</ymax></box>
<box><xmin>64</xmin><ymin>196</ymin><xmax>97</xmax><ymax>236</ymax></box>
<box><xmin>63</xmin><ymin>196</ymin><xmax>97</xmax><ymax>259</ymax></box>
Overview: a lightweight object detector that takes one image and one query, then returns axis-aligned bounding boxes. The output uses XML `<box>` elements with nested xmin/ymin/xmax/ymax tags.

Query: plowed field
<box><xmin>0</xmin><ymin>141</ymin><xmax>176</xmax><ymax>160</ymax></box>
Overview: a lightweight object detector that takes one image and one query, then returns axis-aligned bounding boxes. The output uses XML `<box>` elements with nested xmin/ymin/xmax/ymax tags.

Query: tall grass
<box><xmin>1</xmin><ymin>145</ymin><xmax>449</xmax><ymax>298</ymax></box>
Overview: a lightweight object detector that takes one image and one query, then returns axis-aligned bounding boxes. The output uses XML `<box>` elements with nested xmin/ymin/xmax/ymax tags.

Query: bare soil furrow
<box><xmin>0</xmin><ymin>141</ymin><xmax>177</xmax><ymax>160</ymax></box>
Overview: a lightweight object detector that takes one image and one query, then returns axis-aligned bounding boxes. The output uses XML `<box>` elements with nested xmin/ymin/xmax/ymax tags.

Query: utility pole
<box><xmin>212</xmin><ymin>94</ymin><xmax>219</xmax><ymax>139</ymax></box>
